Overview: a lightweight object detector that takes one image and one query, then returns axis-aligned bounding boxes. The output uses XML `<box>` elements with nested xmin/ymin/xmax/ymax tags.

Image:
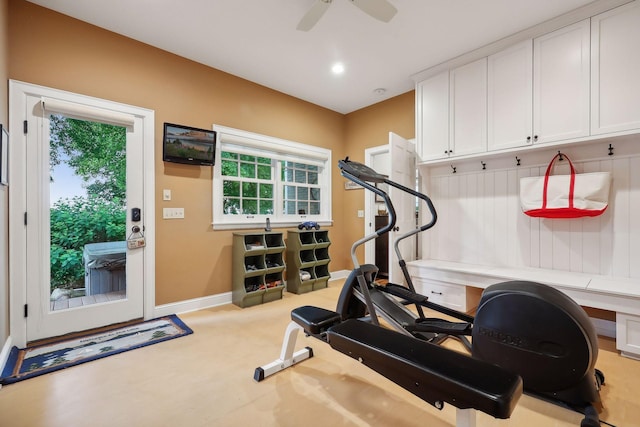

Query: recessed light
<box><xmin>373</xmin><ymin>88</ymin><xmax>386</xmax><ymax>95</ymax></box>
<box><xmin>331</xmin><ymin>62</ymin><xmax>345</xmax><ymax>75</ymax></box>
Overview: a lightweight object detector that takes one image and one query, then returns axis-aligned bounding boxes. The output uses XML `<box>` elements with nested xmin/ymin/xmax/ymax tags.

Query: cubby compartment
<box><xmin>314</xmin><ymin>231</ymin><xmax>330</xmax><ymax>247</ymax></box>
<box><xmin>265</xmin><ymin>252</ymin><xmax>284</xmax><ymax>270</ymax></box>
<box><xmin>299</xmin><ymin>249</ymin><xmax>315</xmax><ymax>264</ymax></box>
<box><xmin>244</xmin><ymin>234</ymin><xmax>266</xmax><ymax>251</ymax></box>
<box><xmin>244</xmin><ymin>255</ymin><xmax>265</xmax><ymax>274</ymax></box>
<box><xmin>298</xmin><ymin>268</ymin><xmax>316</xmax><ymax>294</ymax></box>
<box><xmin>286</xmin><ymin>229</ymin><xmax>331</xmax><ymax>294</ymax></box>
<box><xmin>264</xmin><ymin>233</ymin><xmax>285</xmax><ymax>249</ymax></box>
<box><xmin>299</xmin><ymin>232</ymin><xmax>315</xmax><ymax>246</ymax></box>
<box><xmin>313</xmin><ymin>264</ymin><xmax>330</xmax><ymax>290</ymax></box>
<box><xmin>314</xmin><ymin>263</ymin><xmax>330</xmax><ymax>279</ymax></box>
<box><xmin>265</xmin><ymin>272</ymin><xmax>284</xmax><ymax>288</ymax></box>
<box><xmin>264</xmin><ymin>272</ymin><xmax>285</xmax><ymax>303</ymax></box>
<box><xmin>244</xmin><ymin>276</ymin><xmax>264</xmax><ymax>293</ymax></box>
<box><xmin>233</xmin><ymin>231</ymin><xmax>286</xmax><ymax>308</ymax></box>
<box><xmin>314</xmin><ymin>247</ymin><xmax>330</xmax><ymax>263</ymax></box>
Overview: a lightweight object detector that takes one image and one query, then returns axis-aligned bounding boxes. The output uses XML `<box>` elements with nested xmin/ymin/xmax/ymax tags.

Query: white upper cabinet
<box><xmin>487</xmin><ymin>39</ymin><xmax>533</xmax><ymax>151</ymax></box>
<box><xmin>416</xmin><ymin>71</ymin><xmax>449</xmax><ymax>161</ymax></box>
<box><xmin>416</xmin><ymin>59</ymin><xmax>487</xmax><ymax>162</ymax></box>
<box><xmin>450</xmin><ymin>58</ymin><xmax>488</xmax><ymax>157</ymax></box>
<box><xmin>534</xmin><ymin>19</ymin><xmax>591</xmax><ymax>144</ymax></box>
<box><xmin>415</xmin><ymin>1</ymin><xmax>640</xmax><ymax>165</ymax></box>
<box><xmin>487</xmin><ymin>21</ymin><xmax>589</xmax><ymax>152</ymax></box>
<box><xmin>591</xmin><ymin>1</ymin><xmax>640</xmax><ymax>135</ymax></box>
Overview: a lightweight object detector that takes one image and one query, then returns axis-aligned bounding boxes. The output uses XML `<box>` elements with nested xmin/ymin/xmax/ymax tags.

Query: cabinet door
<box><xmin>450</xmin><ymin>58</ymin><xmax>487</xmax><ymax>157</ymax></box>
<box><xmin>487</xmin><ymin>39</ymin><xmax>533</xmax><ymax>151</ymax></box>
<box><xmin>534</xmin><ymin>19</ymin><xmax>590</xmax><ymax>143</ymax></box>
<box><xmin>416</xmin><ymin>71</ymin><xmax>449</xmax><ymax>161</ymax></box>
<box><xmin>412</xmin><ymin>277</ymin><xmax>467</xmax><ymax>312</ymax></box>
<box><xmin>591</xmin><ymin>2</ymin><xmax>640</xmax><ymax>135</ymax></box>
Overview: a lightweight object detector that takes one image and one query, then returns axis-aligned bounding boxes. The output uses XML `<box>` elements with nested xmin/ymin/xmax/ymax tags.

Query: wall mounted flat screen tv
<box><xmin>163</xmin><ymin>123</ymin><xmax>216</xmax><ymax>166</ymax></box>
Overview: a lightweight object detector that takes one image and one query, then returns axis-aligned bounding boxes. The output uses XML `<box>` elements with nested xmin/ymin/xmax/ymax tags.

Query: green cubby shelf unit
<box><xmin>286</xmin><ymin>229</ymin><xmax>331</xmax><ymax>294</ymax></box>
<box><xmin>232</xmin><ymin>231</ymin><xmax>286</xmax><ymax>308</ymax></box>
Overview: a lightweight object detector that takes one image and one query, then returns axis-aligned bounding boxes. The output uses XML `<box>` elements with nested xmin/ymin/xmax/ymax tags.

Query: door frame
<box><xmin>8</xmin><ymin>80</ymin><xmax>156</xmax><ymax>347</ymax></box>
<box><xmin>364</xmin><ymin>137</ymin><xmax>419</xmax><ymax>281</ymax></box>
<box><xmin>364</xmin><ymin>145</ymin><xmax>389</xmax><ymax>266</ymax></box>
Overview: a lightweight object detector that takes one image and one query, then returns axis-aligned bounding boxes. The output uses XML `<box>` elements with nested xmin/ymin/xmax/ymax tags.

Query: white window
<box><xmin>212</xmin><ymin>126</ymin><xmax>332</xmax><ymax>229</ymax></box>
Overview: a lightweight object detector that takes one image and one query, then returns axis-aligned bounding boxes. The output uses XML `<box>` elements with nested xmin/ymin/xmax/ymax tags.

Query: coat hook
<box><xmin>481</xmin><ymin>161</ymin><xmax>486</xmax><ymax>170</ymax></box>
<box><xmin>450</xmin><ymin>165</ymin><xmax>456</xmax><ymax>174</ymax></box>
<box><xmin>558</xmin><ymin>151</ymin><xmax>564</xmax><ymax>161</ymax></box>
<box><xmin>608</xmin><ymin>144</ymin><xmax>614</xmax><ymax>156</ymax></box>
<box><xmin>515</xmin><ymin>156</ymin><xmax>521</xmax><ymax>166</ymax></box>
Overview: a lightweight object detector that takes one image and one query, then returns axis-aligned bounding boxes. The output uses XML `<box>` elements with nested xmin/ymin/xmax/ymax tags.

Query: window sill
<box><xmin>212</xmin><ymin>220</ymin><xmax>332</xmax><ymax>231</ymax></box>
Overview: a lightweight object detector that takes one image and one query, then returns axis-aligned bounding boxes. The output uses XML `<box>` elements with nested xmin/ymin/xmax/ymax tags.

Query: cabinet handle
<box><xmin>533</xmin><ymin>135</ymin><xmax>538</xmax><ymax>142</ymax></box>
<box><xmin>431</xmin><ymin>291</ymin><xmax>443</xmax><ymax>295</ymax></box>
<box><xmin>526</xmin><ymin>136</ymin><xmax>531</xmax><ymax>142</ymax></box>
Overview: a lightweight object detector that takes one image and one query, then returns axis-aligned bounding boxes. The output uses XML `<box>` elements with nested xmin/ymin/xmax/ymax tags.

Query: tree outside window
<box><xmin>49</xmin><ymin>115</ymin><xmax>126</xmax><ymax>291</ymax></box>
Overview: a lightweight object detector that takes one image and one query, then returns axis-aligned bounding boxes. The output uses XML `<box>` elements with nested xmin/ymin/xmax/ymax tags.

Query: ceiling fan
<box><xmin>297</xmin><ymin>0</ymin><xmax>398</xmax><ymax>31</ymax></box>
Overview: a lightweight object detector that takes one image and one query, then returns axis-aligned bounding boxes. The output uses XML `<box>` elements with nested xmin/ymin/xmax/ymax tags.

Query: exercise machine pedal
<box><xmin>377</xmin><ymin>283</ymin><xmax>429</xmax><ymax>304</ymax></box>
<box><xmin>406</xmin><ymin>318</ymin><xmax>472</xmax><ymax>335</ymax></box>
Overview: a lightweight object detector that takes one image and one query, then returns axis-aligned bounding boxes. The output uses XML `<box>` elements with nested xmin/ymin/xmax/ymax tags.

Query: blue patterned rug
<box><xmin>1</xmin><ymin>314</ymin><xmax>192</xmax><ymax>385</ymax></box>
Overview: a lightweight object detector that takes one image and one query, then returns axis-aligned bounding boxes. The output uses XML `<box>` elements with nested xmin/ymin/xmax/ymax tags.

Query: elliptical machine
<box><xmin>336</xmin><ymin>158</ymin><xmax>605</xmax><ymax>427</ymax></box>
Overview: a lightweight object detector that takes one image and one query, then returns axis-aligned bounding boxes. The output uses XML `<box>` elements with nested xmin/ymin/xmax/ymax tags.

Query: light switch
<box><xmin>163</xmin><ymin>189</ymin><xmax>172</xmax><ymax>201</ymax></box>
<box><xmin>163</xmin><ymin>208</ymin><xmax>184</xmax><ymax>219</ymax></box>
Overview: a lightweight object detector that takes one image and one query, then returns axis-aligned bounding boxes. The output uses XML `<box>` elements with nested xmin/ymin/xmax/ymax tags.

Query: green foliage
<box><xmin>221</xmin><ymin>151</ymin><xmax>275</xmax><ymax>215</ymax></box>
<box><xmin>50</xmin><ymin>196</ymin><xmax>126</xmax><ymax>290</ymax></box>
<box><xmin>50</xmin><ymin>115</ymin><xmax>126</xmax><ymax>202</ymax></box>
<box><xmin>49</xmin><ymin>115</ymin><xmax>127</xmax><ymax>291</ymax></box>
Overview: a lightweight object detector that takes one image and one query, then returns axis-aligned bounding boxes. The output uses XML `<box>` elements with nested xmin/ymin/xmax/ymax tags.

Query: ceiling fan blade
<box><xmin>350</xmin><ymin>0</ymin><xmax>397</xmax><ymax>22</ymax></box>
<box><xmin>297</xmin><ymin>0</ymin><xmax>332</xmax><ymax>31</ymax></box>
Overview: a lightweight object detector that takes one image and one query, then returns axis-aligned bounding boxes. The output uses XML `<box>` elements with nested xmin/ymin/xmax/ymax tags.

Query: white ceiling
<box><xmin>27</xmin><ymin>0</ymin><xmax>596</xmax><ymax>114</ymax></box>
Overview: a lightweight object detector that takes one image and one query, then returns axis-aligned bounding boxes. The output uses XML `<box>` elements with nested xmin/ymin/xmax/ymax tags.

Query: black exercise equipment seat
<box><xmin>291</xmin><ymin>305</ymin><xmax>523</xmax><ymax>420</ymax></box>
<box><xmin>291</xmin><ymin>305</ymin><xmax>342</xmax><ymax>337</ymax></box>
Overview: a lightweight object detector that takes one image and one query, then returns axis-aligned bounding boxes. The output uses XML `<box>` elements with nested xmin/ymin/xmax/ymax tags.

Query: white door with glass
<box><xmin>10</xmin><ymin>82</ymin><xmax>152</xmax><ymax>343</ymax></box>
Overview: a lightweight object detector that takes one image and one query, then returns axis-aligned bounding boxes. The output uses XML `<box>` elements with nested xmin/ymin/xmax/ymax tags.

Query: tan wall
<box><xmin>6</xmin><ymin>0</ymin><xmax>414</xmax><ymax>306</ymax></box>
<box><xmin>1</xmin><ymin>0</ymin><xmax>9</xmax><ymax>343</ymax></box>
<box><xmin>342</xmin><ymin>92</ymin><xmax>415</xmax><ymax>264</ymax></box>
<box><xmin>8</xmin><ymin>0</ymin><xmax>350</xmax><ymax>305</ymax></box>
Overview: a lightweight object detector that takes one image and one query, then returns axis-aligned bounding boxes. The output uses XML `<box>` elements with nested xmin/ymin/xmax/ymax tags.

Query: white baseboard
<box><xmin>153</xmin><ymin>292</ymin><xmax>232</xmax><ymax>318</ymax></box>
<box><xmin>153</xmin><ymin>270</ymin><xmax>350</xmax><ymax>318</ymax></box>
<box><xmin>0</xmin><ymin>336</ymin><xmax>14</xmax><ymax>390</ymax></box>
<box><xmin>329</xmin><ymin>269</ymin><xmax>351</xmax><ymax>280</ymax></box>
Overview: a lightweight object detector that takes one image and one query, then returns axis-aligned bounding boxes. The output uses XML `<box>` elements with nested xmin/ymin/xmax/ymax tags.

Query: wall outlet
<box><xmin>357</xmin><ymin>210</ymin><xmax>364</xmax><ymax>218</ymax></box>
<box><xmin>163</xmin><ymin>207</ymin><xmax>184</xmax><ymax>219</ymax></box>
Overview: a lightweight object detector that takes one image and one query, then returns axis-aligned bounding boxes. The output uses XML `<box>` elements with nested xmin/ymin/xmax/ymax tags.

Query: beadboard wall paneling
<box><xmin>422</xmin><ymin>141</ymin><xmax>640</xmax><ymax>280</ymax></box>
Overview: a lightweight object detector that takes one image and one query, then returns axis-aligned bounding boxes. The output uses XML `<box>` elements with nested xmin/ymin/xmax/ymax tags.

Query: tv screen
<box><xmin>163</xmin><ymin>123</ymin><xmax>216</xmax><ymax>166</ymax></box>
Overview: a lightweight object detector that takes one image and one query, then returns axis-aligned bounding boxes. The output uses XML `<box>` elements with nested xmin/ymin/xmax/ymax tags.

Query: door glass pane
<box><xmin>49</xmin><ymin>114</ymin><xmax>127</xmax><ymax>311</ymax></box>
